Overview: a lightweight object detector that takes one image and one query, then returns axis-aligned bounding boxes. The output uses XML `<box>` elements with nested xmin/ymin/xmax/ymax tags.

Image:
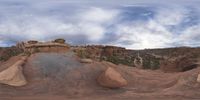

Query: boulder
<box><xmin>54</xmin><ymin>38</ymin><xmax>65</xmax><ymax>44</ymax></box>
<box><xmin>0</xmin><ymin>57</ymin><xmax>27</xmax><ymax>86</ymax></box>
<box><xmin>80</xmin><ymin>59</ymin><xmax>93</xmax><ymax>63</ymax></box>
<box><xmin>97</xmin><ymin>67</ymin><xmax>127</xmax><ymax>88</ymax></box>
<box><xmin>27</xmin><ymin>40</ymin><xmax>38</xmax><ymax>44</ymax></box>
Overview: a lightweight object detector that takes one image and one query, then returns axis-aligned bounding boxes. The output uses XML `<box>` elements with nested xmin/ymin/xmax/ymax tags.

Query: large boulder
<box><xmin>97</xmin><ymin>67</ymin><xmax>127</xmax><ymax>88</ymax></box>
<box><xmin>0</xmin><ymin>57</ymin><xmax>27</xmax><ymax>86</ymax></box>
<box><xmin>54</xmin><ymin>38</ymin><xmax>66</xmax><ymax>44</ymax></box>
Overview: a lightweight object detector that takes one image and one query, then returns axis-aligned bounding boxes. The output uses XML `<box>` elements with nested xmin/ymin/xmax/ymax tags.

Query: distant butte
<box><xmin>16</xmin><ymin>38</ymin><xmax>70</xmax><ymax>53</ymax></box>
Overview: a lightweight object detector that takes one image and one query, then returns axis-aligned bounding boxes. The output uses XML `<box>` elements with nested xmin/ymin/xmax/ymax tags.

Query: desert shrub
<box><xmin>106</xmin><ymin>56</ymin><xmax>132</xmax><ymax>66</ymax></box>
<box><xmin>23</xmin><ymin>51</ymin><xmax>31</xmax><ymax>56</ymax></box>
<box><xmin>0</xmin><ymin>47</ymin><xmax>23</xmax><ymax>61</ymax></box>
<box><xmin>76</xmin><ymin>49</ymin><xmax>90</xmax><ymax>58</ymax></box>
<box><xmin>143</xmin><ymin>57</ymin><xmax>160</xmax><ymax>70</ymax></box>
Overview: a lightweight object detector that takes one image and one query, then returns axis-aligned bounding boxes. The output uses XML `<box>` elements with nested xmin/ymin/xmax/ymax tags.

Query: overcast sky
<box><xmin>0</xmin><ymin>0</ymin><xmax>200</xmax><ymax>49</ymax></box>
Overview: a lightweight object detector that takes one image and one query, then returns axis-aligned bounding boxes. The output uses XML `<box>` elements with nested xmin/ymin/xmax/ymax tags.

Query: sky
<box><xmin>0</xmin><ymin>0</ymin><xmax>200</xmax><ymax>49</ymax></box>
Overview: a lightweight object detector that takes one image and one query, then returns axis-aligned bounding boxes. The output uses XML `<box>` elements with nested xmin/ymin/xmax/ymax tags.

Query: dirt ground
<box><xmin>0</xmin><ymin>52</ymin><xmax>200</xmax><ymax>100</ymax></box>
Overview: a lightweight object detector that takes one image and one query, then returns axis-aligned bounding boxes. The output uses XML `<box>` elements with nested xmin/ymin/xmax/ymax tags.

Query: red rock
<box><xmin>0</xmin><ymin>57</ymin><xmax>27</xmax><ymax>86</ymax></box>
<box><xmin>97</xmin><ymin>67</ymin><xmax>127</xmax><ymax>88</ymax></box>
<box><xmin>80</xmin><ymin>59</ymin><xmax>93</xmax><ymax>63</ymax></box>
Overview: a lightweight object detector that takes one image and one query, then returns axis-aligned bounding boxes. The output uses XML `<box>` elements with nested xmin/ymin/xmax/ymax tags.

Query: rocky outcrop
<box><xmin>160</xmin><ymin>56</ymin><xmax>198</xmax><ymax>72</ymax></box>
<box><xmin>102</xmin><ymin>46</ymin><xmax>126</xmax><ymax>57</ymax></box>
<box><xmin>17</xmin><ymin>39</ymin><xmax>69</xmax><ymax>53</ymax></box>
<box><xmin>27</xmin><ymin>40</ymin><xmax>38</xmax><ymax>44</ymax></box>
<box><xmin>97</xmin><ymin>67</ymin><xmax>127</xmax><ymax>88</ymax></box>
<box><xmin>54</xmin><ymin>38</ymin><xmax>65</xmax><ymax>44</ymax></box>
<box><xmin>80</xmin><ymin>59</ymin><xmax>93</xmax><ymax>63</ymax></box>
<box><xmin>134</xmin><ymin>53</ymin><xmax>143</xmax><ymax>69</ymax></box>
<box><xmin>0</xmin><ymin>57</ymin><xmax>27</xmax><ymax>86</ymax></box>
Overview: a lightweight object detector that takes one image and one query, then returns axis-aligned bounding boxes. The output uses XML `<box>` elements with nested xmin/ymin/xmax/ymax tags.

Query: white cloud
<box><xmin>110</xmin><ymin>6</ymin><xmax>197</xmax><ymax>49</ymax></box>
<box><xmin>115</xmin><ymin>20</ymin><xmax>173</xmax><ymax>49</ymax></box>
<box><xmin>0</xmin><ymin>7</ymin><xmax>119</xmax><ymax>44</ymax></box>
<box><xmin>78</xmin><ymin>23</ymin><xmax>105</xmax><ymax>41</ymax></box>
<box><xmin>0</xmin><ymin>1</ymin><xmax>199</xmax><ymax>49</ymax></box>
<box><xmin>75</xmin><ymin>7</ymin><xmax>119</xmax><ymax>42</ymax></box>
<box><xmin>155</xmin><ymin>6</ymin><xmax>188</xmax><ymax>26</ymax></box>
<box><xmin>178</xmin><ymin>24</ymin><xmax>200</xmax><ymax>46</ymax></box>
<box><xmin>80</xmin><ymin>7</ymin><xmax>119</xmax><ymax>24</ymax></box>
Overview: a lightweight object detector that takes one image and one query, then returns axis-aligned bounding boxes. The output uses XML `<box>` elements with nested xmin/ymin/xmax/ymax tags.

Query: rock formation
<box><xmin>27</xmin><ymin>40</ymin><xmax>38</xmax><ymax>44</ymax></box>
<box><xmin>0</xmin><ymin>57</ymin><xmax>27</xmax><ymax>86</ymax></box>
<box><xmin>160</xmin><ymin>56</ymin><xmax>198</xmax><ymax>72</ymax></box>
<box><xmin>17</xmin><ymin>39</ymin><xmax>69</xmax><ymax>53</ymax></box>
<box><xmin>134</xmin><ymin>53</ymin><xmax>143</xmax><ymax>69</ymax></box>
<box><xmin>97</xmin><ymin>67</ymin><xmax>127</xmax><ymax>88</ymax></box>
<box><xmin>54</xmin><ymin>38</ymin><xmax>66</xmax><ymax>44</ymax></box>
<box><xmin>80</xmin><ymin>59</ymin><xmax>93</xmax><ymax>63</ymax></box>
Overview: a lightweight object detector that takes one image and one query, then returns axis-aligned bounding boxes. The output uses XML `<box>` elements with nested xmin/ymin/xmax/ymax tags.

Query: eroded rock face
<box><xmin>0</xmin><ymin>57</ymin><xmax>27</xmax><ymax>86</ymax></box>
<box><xmin>97</xmin><ymin>67</ymin><xmax>127</xmax><ymax>88</ymax></box>
<box><xmin>160</xmin><ymin>56</ymin><xmax>198</xmax><ymax>72</ymax></box>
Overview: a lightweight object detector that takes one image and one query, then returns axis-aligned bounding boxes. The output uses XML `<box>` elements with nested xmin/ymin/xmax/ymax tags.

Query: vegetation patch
<box><xmin>0</xmin><ymin>47</ymin><xmax>23</xmax><ymax>61</ymax></box>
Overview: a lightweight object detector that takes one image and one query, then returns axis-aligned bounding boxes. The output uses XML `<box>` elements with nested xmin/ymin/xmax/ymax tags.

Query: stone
<box><xmin>97</xmin><ymin>67</ymin><xmax>127</xmax><ymax>88</ymax></box>
<box><xmin>80</xmin><ymin>59</ymin><xmax>93</xmax><ymax>63</ymax></box>
<box><xmin>54</xmin><ymin>38</ymin><xmax>66</xmax><ymax>44</ymax></box>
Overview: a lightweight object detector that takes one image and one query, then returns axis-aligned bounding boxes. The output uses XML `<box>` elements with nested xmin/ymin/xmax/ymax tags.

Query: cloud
<box><xmin>0</xmin><ymin>7</ymin><xmax>119</xmax><ymax>45</ymax></box>
<box><xmin>0</xmin><ymin>1</ymin><xmax>200</xmax><ymax>49</ymax></box>
<box><xmin>79</xmin><ymin>7</ymin><xmax>119</xmax><ymax>23</ymax></box>
<box><xmin>178</xmin><ymin>24</ymin><xmax>200</xmax><ymax>46</ymax></box>
<box><xmin>114</xmin><ymin>20</ymin><xmax>173</xmax><ymax>49</ymax></box>
<box><xmin>109</xmin><ymin>5</ymin><xmax>198</xmax><ymax>49</ymax></box>
<box><xmin>154</xmin><ymin>6</ymin><xmax>188</xmax><ymax>26</ymax></box>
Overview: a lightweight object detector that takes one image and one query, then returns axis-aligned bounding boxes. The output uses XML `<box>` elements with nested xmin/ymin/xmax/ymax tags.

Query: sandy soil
<box><xmin>0</xmin><ymin>52</ymin><xmax>200</xmax><ymax>100</ymax></box>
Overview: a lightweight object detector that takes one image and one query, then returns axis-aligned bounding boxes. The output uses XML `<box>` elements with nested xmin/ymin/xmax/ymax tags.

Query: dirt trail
<box><xmin>0</xmin><ymin>52</ymin><xmax>200</xmax><ymax>100</ymax></box>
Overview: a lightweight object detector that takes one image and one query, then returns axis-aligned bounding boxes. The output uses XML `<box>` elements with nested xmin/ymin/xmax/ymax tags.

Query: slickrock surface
<box><xmin>0</xmin><ymin>57</ymin><xmax>27</xmax><ymax>86</ymax></box>
<box><xmin>80</xmin><ymin>59</ymin><xmax>93</xmax><ymax>63</ymax></box>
